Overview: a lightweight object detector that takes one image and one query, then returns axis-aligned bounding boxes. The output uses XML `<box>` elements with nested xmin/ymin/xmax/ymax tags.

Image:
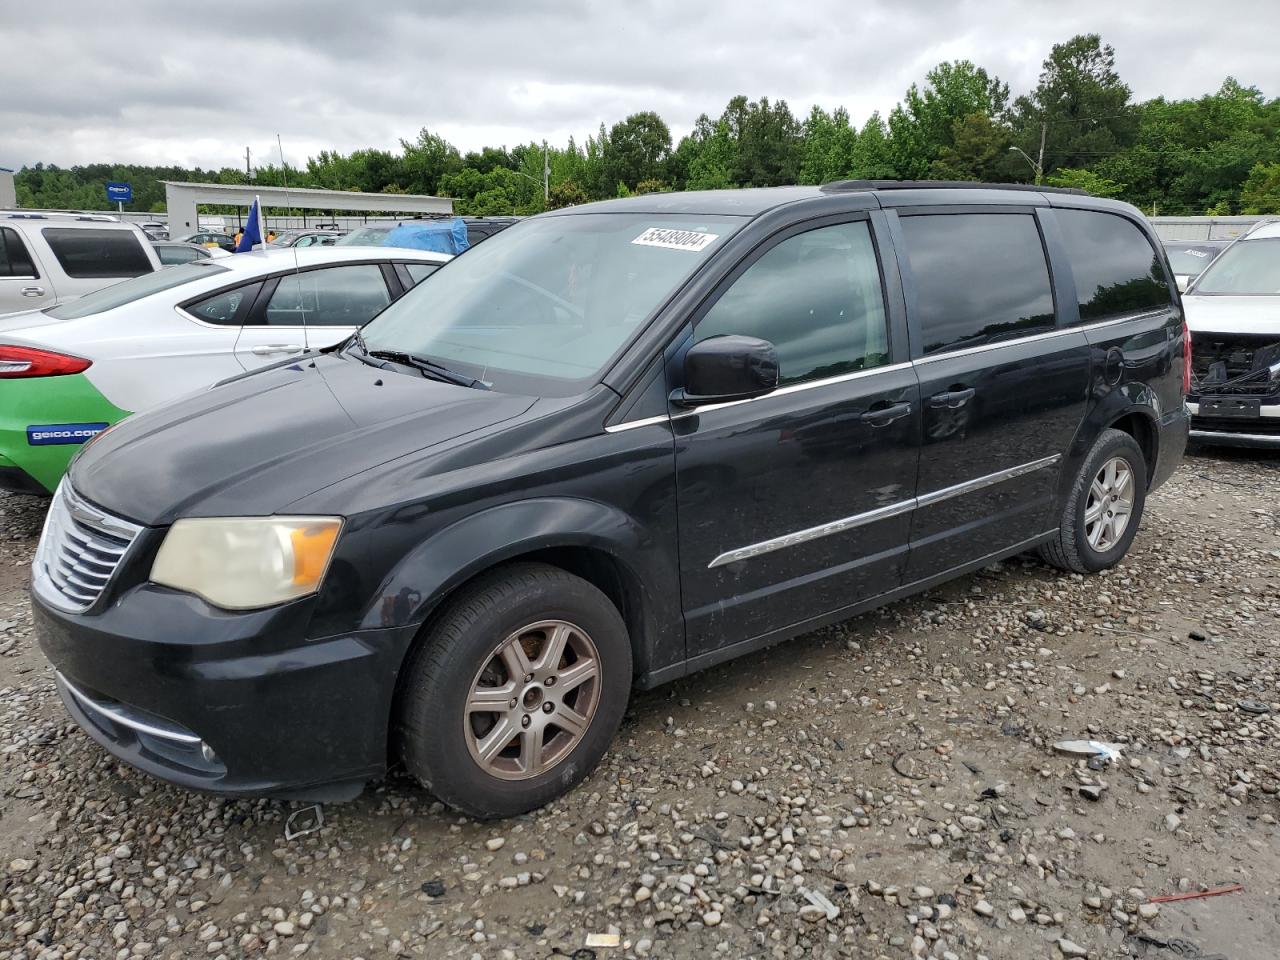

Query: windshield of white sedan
<box><xmin>45</xmin><ymin>261</ymin><xmax>230</xmax><ymax>319</ymax></box>
<box><xmin>1193</xmin><ymin>238</ymin><xmax>1280</xmax><ymax>295</ymax></box>
<box><xmin>359</xmin><ymin>213</ymin><xmax>742</xmax><ymax>393</ymax></box>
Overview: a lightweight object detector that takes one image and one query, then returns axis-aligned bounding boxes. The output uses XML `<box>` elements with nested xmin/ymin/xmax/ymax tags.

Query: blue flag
<box><xmin>235</xmin><ymin>198</ymin><xmax>265</xmax><ymax>253</ymax></box>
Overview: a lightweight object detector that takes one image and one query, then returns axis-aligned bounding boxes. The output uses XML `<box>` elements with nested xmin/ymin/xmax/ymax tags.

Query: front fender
<box><xmin>358</xmin><ymin>496</ymin><xmax>683</xmax><ymax>676</ymax></box>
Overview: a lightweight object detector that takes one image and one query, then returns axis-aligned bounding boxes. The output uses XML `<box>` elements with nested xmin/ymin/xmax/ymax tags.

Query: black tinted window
<box><xmin>156</xmin><ymin>245</ymin><xmax>201</xmax><ymax>265</ymax></box>
<box><xmin>1056</xmin><ymin>209</ymin><xmax>1168</xmax><ymax>322</ymax></box>
<box><xmin>187</xmin><ymin>282</ymin><xmax>260</xmax><ymax>325</ymax></box>
<box><xmin>695</xmin><ymin>221</ymin><xmax>890</xmax><ymax>385</ymax></box>
<box><xmin>0</xmin><ymin>227</ymin><xmax>37</xmax><ymax>278</ymax></box>
<box><xmin>41</xmin><ymin>228</ymin><xmax>153</xmax><ymax>279</ymax></box>
<box><xmin>901</xmin><ymin>213</ymin><xmax>1055</xmax><ymax>356</ymax></box>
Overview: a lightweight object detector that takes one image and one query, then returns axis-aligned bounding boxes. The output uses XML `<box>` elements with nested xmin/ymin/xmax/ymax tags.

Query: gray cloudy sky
<box><xmin>3</xmin><ymin>0</ymin><xmax>1278</xmax><ymax>171</ymax></box>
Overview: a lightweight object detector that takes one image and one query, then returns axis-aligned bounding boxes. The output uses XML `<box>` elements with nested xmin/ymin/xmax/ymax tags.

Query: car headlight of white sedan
<box><xmin>151</xmin><ymin>517</ymin><xmax>342</xmax><ymax>610</ymax></box>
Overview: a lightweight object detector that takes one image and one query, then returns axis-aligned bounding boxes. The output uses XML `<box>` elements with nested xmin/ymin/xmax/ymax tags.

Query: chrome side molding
<box><xmin>707</xmin><ymin>454</ymin><xmax>1062</xmax><ymax>568</ymax></box>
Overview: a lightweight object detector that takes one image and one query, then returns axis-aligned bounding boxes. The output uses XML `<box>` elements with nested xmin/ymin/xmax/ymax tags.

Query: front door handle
<box><xmin>860</xmin><ymin>400</ymin><xmax>913</xmax><ymax>427</ymax></box>
<box><xmin>927</xmin><ymin>387</ymin><xmax>976</xmax><ymax>409</ymax></box>
<box><xmin>21</xmin><ymin>286</ymin><xmax>45</xmax><ymax>298</ymax></box>
<box><xmin>250</xmin><ymin>344</ymin><xmax>303</xmax><ymax>356</ymax></box>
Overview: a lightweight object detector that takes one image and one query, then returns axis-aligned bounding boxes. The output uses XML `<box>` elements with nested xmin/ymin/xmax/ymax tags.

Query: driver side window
<box><xmin>694</xmin><ymin>221</ymin><xmax>889</xmax><ymax>386</ymax></box>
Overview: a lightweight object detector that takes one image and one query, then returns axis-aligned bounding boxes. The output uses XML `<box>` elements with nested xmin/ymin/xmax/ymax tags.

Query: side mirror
<box><xmin>676</xmin><ymin>335</ymin><xmax>779</xmax><ymax>407</ymax></box>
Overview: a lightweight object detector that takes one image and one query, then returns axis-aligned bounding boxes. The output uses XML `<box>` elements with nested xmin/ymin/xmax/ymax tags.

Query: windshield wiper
<box><xmin>367</xmin><ymin>348</ymin><xmax>489</xmax><ymax>390</ymax></box>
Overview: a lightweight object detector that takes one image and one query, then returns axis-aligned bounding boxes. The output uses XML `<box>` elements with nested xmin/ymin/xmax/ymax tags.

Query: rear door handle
<box><xmin>927</xmin><ymin>387</ymin><xmax>976</xmax><ymax>409</ymax></box>
<box><xmin>860</xmin><ymin>400</ymin><xmax>912</xmax><ymax>426</ymax></box>
<box><xmin>250</xmin><ymin>343</ymin><xmax>303</xmax><ymax>356</ymax></box>
<box><xmin>21</xmin><ymin>286</ymin><xmax>45</xmax><ymax>298</ymax></box>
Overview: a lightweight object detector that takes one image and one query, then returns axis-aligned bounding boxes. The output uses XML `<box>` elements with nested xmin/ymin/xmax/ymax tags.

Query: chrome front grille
<box><xmin>33</xmin><ymin>482</ymin><xmax>141</xmax><ymax>613</ymax></box>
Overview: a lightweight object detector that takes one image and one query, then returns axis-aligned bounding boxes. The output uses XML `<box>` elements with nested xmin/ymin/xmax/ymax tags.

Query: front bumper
<box><xmin>32</xmin><ymin>583</ymin><xmax>417</xmax><ymax>800</ymax></box>
<box><xmin>1187</xmin><ymin>398</ymin><xmax>1280</xmax><ymax>447</ymax></box>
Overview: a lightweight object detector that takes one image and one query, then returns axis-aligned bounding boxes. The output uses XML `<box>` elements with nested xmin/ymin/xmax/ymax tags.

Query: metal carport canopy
<box><xmin>162</xmin><ymin>180</ymin><xmax>453</xmax><ymax>233</ymax></box>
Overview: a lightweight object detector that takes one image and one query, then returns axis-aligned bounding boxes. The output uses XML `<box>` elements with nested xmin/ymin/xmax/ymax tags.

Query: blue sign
<box><xmin>105</xmin><ymin>182</ymin><xmax>132</xmax><ymax>204</ymax></box>
<box><xmin>27</xmin><ymin>423</ymin><xmax>109</xmax><ymax>446</ymax></box>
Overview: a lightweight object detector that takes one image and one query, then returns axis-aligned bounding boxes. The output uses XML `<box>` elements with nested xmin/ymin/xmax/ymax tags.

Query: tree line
<box><xmin>15</xmin><ymin>34</ymin><xmax>1280</xmax><ymax>218</ymax></box>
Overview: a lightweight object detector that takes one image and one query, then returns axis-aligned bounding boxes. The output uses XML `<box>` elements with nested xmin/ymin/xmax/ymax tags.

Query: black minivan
<box><xmin>32</xmin><ymin>182</ymin><xmax>1189</xmax><ymax>817</ymax></box>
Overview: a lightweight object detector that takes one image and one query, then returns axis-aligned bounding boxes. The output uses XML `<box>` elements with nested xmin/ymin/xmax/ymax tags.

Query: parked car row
<box><xmin>0</xmin><ymin>247</ymin><xmax>448</xmax><ymax>494</ymax></box>
<box><xmin>27</xmin><ymin>182</ymin><xmax>1190</xmax><ymax>819</ymax></box>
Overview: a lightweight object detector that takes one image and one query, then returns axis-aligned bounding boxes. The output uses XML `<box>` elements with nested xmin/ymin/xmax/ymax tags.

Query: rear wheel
<box><xmin>397</xmin><ymin>563</ymin><xmax>631</xmax><ymax>818</ymax></box>
<box><xmin>1039</xmin><ymin>428</ymin><xmax>1147</xmax><ymax>574</ymax></box>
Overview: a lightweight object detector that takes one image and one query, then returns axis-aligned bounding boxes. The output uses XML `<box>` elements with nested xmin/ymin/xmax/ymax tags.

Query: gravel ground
<box><xmin>1</xmin><ymin>448</ymin><xmax>1277</xmax><ymax>960</ymax></box>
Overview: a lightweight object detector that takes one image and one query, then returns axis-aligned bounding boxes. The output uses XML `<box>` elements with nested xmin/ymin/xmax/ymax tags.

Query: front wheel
<box><xmin>397</xmin><ymin>563</ymin><xmax>632</xmax><ymax>819</ymax></box>
<box><xmin>1039</xmin><ymin>428</ymin><xmax>1148</xmax><ymax>574</ymax></box>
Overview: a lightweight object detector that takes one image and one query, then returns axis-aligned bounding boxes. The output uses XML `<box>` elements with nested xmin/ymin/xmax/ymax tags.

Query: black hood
<box><xmin>71</xmin><ymin>354</ymin><xmax>535</xmax><ymax>525</ymax></box>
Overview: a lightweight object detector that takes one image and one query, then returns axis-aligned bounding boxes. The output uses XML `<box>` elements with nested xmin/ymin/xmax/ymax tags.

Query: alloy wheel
<box><xmin>463</xmin><ymin>620</ymin><xmax>601</xmax><ymax>781</ymax></box>
<box><xmin>1084</xmin><ymin>455</ymin><xmax>1134</xmax><ymax>552</ymax></box>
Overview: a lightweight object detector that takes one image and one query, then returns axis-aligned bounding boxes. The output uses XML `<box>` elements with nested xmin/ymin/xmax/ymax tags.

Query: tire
<box><xmin>397</xmin><ymin>562</ymin><xmax>631</xmax><ymax>819</ymax></box>
<box><xmin>1039</xmin><ymin>428</ymin><xmax>1148</xmax><ymax>574</ymax></box>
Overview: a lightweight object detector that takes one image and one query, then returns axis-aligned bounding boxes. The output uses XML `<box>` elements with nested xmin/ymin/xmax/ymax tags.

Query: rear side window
<box><xmin>900</xmin><ymin>213</ymin><xmax>1055</xmax><ymax>355</ymax></box>
<box><xmin>263</xmin><ymin>264</ymin><xmax>391</xmax><ymax>326</ymax></box>
<box><xmin>186</xmin><ymin>282</ymin><xmax>261</xmax><ymax>325</ymax></box>
<box><xmin>403</xmin><ymin>262</ymin><xmax>439</xmax><ymax>285</ymax></box>
<box><xmin>41</xmin><ymin>228</ymin><xmax>153</xmax><ymax>279</ymax></box>
<box><xmin>0</xmin><ymin>227</ymin><xmax>38</xmax><ymax>277</ymax></box>
<box><xmin>1055</xmin><ymin>209</ymin><xmax>1168</xmax><ymax>322</ymax></box>
<box><xmin>156</xmin><ymin>245</ymin><xmax>202</xmax><ymax>265</ymax></box>
<box><xmin>695</xmin><ymin>220</ymin><xmax>890</xmax><ymax>385</ymax></box>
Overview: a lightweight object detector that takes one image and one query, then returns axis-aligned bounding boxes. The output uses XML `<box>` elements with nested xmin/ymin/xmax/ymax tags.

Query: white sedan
<box><xmin>0</xmin><ymin>247</ymin><xmax>449</xmax><ymax>494</ymax></box>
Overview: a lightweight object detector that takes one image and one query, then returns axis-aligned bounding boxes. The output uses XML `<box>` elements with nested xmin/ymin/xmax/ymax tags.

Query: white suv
<box><xmin>0</xmin><ymin>212</ymin><xmax>160</xmax><ymax>316</ymax></box>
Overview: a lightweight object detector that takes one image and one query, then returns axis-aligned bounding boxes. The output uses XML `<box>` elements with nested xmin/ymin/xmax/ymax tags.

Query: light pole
<box><xmin>1008</xmin><ymin>146</ymin><xmax>1042</xmax><ymax>185</ymax></box>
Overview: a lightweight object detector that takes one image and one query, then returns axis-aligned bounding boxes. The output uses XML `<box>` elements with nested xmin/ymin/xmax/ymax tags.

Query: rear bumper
<box><xmin>32</xmin><ymin>584</ymin><xmax>417</xmax><ymax>800</ymax></box>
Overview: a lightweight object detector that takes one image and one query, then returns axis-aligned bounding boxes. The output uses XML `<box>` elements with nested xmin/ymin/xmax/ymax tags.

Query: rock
<box><xmin>8</xmin><ymin>858</ymin><xmax>34</xmax><ymax>873</ymax></box>
<box><xmin>1057</xmin><ymin>938</ymin><xmax>1088</xmax><ymax>958</ymax></box>
<box><xmin>973</xmin><ymin>900</ymin><xmax>994</xmax><ymax>917</ymax></box>
<box><xmin>1079</xmin><ymin>785</ymin><xmax>1104</xmax><ymax>802</ymax></box>
<box><xmin>485</xmin><ymin>837</ymin><xmax>506</xmax><ymax>852</ymax></box>
<box><xmin>273</xmin><ymin>922</ymin><xmax>295</xmax><ymax>937</ymax></box>
<box><xmin>1165</xmin><ymin>813</ymin><xmax>1182</xmax><ymax>832</ymax></box>
<box><xmin>702</xmin><ymin>910</ymin><xmax>722</xmax><ymax>927</ymax></box>
<box><xmin>1009</xmin><ymin>907</ymin><xmax>1027</xmax><ymax>923</ymax></box>
<box><xmin>1137</xmin><ymin>903</ymin><xmax>1160</xmax><ymax>920</ymax></box>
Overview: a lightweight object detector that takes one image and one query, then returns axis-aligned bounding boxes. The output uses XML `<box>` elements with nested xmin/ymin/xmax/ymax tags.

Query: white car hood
<box><xmin>1184</xmin><ymin>295</ymin><xmax>1280</xmax><ymax>336</ymax></box>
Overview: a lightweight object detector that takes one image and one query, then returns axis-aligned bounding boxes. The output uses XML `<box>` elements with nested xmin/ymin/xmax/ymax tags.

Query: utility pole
<box><xmin>245</xmin><ymin>147</ymin><xmax>254</xmax><ymax>180</ymax></box>
<box><xmin>1036</xmin><ymin>122</ymin><xmax>1046</xmax><ymax>187</ymax></box>
<box><xmin>542</xmin><ymin>139</ymin><xmax>550</xmax><ymax>205</ymax></box>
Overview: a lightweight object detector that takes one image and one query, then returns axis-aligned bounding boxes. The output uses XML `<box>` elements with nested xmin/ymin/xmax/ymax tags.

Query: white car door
<box><xmin>0</xmin><ymin>226</ymin><xmax>55</xmax><ymax>315</ymax></box>
<box><xmin>233</xmin><ymin>263</ymin><xmax>395</xmax><ymax>370</ymax></box>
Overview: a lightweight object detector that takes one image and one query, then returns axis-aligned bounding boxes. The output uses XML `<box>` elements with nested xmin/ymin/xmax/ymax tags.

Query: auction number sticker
<box><xmin>632</xmin><ymin>227</ymin><xmax>719</xmax><ymax>252</ymax></box>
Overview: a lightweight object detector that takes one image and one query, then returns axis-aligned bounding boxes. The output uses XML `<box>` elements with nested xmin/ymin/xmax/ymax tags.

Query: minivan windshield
<box><xmin>358</xmin><ymin>213</ymin><xmax>743</xmax><ymax>394</ymax></box>
<box><xmin>1192</xmin><ymin>238</ymin><xmax>1280</xmax><ymax>295</ymax></box>
<box><xmin>45</xmin><ymin>261</ymin><xmax>229</xmax><ymax>319</ymax></box>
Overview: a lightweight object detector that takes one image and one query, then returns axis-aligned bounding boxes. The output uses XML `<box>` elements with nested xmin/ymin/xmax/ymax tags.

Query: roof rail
<box><xmin>819</xmin><ymin>180</ymin><xmax>1087</xmax><ymax>196</ymax></box>
<box><xmin>0</xmin><ymin>209</ymin><xmax>120</xmax><ymax>222</ymax></box>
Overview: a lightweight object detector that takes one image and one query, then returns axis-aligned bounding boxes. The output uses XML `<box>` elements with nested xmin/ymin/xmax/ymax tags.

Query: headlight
<box><xmin>150</xmin><ymin>516</ymin><xmax>342</xmax><ymax>610</ymax></box>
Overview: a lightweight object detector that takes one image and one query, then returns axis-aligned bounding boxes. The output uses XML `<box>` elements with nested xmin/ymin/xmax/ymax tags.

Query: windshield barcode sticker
<box><xmin>632</xmin><ymin>227</ymin><xmax>719</xmax><ymax>252</ymax></box>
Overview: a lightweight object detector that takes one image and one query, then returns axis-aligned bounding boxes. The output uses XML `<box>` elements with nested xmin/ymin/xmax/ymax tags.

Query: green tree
<box><xmin>1010</xmin><ymin>34</ymin><xmax>1136</xmax><ymax>179</ymax></box>
<box><xmin>1240</xmin><ymin>161</ymin><xmax>1280</xmax><ymax>214</ymax></box>
<box><xmin>888</xmin><ymin>60</ymin><xmax>1009</xmax><ymax>178</ymax></box>
<box><xmin>399</xmin><ymin>128</ymin><xmax>463</xmax><ymax>195</ymax></box>
<box><xmin>600</xmin><ymin>112</ymin><xmax>672</xmax><ymax>194</ymax></box>
<box><xmin>929</xmin><ymin>112</ymin><xmax>1016</xmax><ymax>181</ymax></box>
<box><xmin>798</xmin><ymin>106</ymin><xmax>859</xmax><ymax>185</ymax></box>
<box><xmin>1045</xmin><ymin>167</ymin><xmax>1126</xmax><ymax>197</ymax></box>
<box><xmin>717</xmin><ymin>95</ymin><xmax>803</xmax><ymax>186</ymax></box>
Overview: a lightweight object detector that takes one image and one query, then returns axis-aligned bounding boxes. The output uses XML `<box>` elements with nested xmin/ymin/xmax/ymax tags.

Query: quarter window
<box><xmin>694</xmin><ymin>221</ymin><xmax>890</xmax><ymax>385</ymax></box>
<box><xmin>403</xmin><ymin>262</ymin><xmax>439</xmax><ymax>285</ymax></box>
<box><xmin>264</xmin><ymin>265</ymin><xmax>392</xmax><ymax>326</ymax></box>
<box><xmin>0</xmin><ymin>227</ymin><xmax>37</xmax><ymax>278</ymax></box>
<box><xmin>900</xmin><ymin>213</ymin><xmax>1056</xmax><ymax>356</ymax></box>
<box><xmin>187</xmin><ymin>282</ymin><xmax>260</xmax><ymax>325</ymax></box>
<box><xmin>1055</xmin><ymin>209</ymin><xmax>1168</xmax><ymax>322</ymax></box>
<box><xmin>41</xmin><ymin>228</ymin><xmax>153</xmax><ymax>279</ymax></box>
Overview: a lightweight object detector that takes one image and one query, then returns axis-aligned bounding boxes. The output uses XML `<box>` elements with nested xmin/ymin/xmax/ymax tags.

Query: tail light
<box><xmin>0</xmin><ymin>345</ymin><xmax>92</xmax><ymax>379</ymax></box>
<box><xmin>1182</xmin><ymin>321</ymin><xmax>1192</xmax><ymax>395</ymax></box>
